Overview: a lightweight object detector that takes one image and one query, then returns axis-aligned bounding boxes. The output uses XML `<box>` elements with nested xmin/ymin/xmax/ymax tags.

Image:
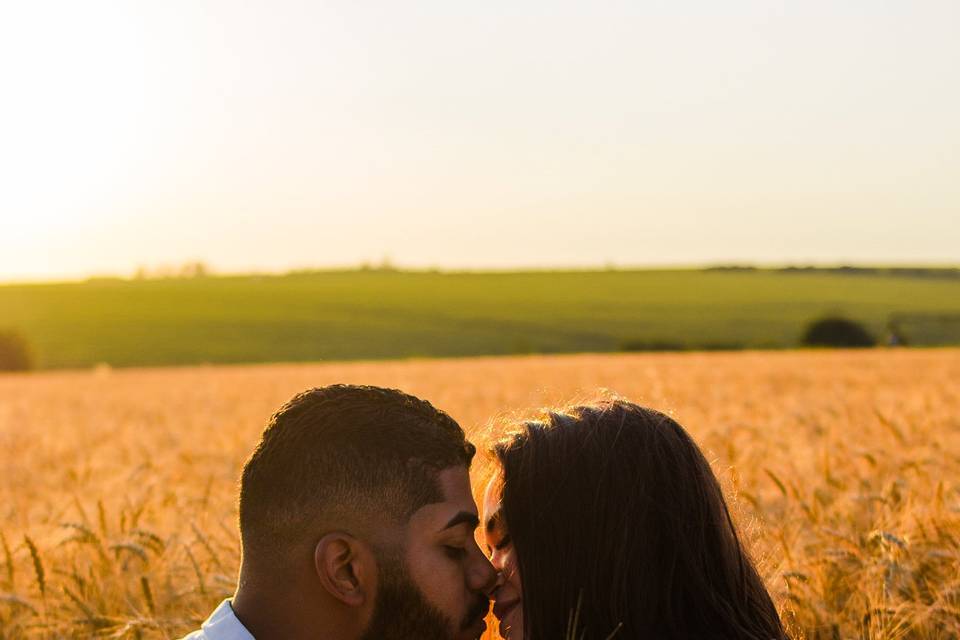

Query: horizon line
<box><xmin>2</xmin><ymin>261</ymin><xmax>960</xmax><ymax>287</ymax></box>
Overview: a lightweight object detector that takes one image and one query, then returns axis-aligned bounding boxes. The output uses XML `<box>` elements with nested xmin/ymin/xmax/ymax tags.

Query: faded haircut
<box><xmin>239</xmin><ymin>384</ymin><xmax>475</xmax><ymax>561</ymax></box>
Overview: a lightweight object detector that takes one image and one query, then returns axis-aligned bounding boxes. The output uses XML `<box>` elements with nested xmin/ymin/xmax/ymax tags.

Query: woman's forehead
<box><xmin>482</xmin><ymin>472</ymin><xmax>505</xmax><ymax>533</ymax></box>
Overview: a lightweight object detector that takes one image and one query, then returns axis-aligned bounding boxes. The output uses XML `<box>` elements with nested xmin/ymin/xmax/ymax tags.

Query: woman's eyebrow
<box><xmin>485</xmin><ymin>507</ymin><xmax>503</xmax><ymax>534</ymax></box>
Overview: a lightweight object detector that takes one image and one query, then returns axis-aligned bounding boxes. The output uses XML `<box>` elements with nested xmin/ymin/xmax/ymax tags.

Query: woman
<box><xmin>482</xmin><ymin>399</ymin><xmax>786</xmax><ymax>640</ymax></box>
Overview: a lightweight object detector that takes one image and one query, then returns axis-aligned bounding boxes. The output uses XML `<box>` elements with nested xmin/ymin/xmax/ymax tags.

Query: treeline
<box><xmin>706</xmin><ymin>265</ymin><xmax>960</xmax><ymax>279</ymax></box>
<box><xmin>81</xmin><ymin>263</ymin><xmax>960</xmax><ymax>282</ymax></box>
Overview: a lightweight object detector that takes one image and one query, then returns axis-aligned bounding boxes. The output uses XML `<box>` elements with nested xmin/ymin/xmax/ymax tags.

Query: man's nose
<box><xmin>468</xmin><ymin>547</ymin><xmax>498</xmax><ymax>593</ymax></box>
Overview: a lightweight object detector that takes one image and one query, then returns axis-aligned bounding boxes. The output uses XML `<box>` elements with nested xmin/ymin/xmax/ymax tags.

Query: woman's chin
<box><xmin>498</xmin><ymin>612</ymin><xmax>522</xmax><ymax>640</ymax></box>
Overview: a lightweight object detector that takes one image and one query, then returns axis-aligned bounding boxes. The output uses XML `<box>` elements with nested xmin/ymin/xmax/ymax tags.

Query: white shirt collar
<box><xmin>200</xmin><ymin>599</ymin><xmax>255</xmax><ymax>640</ymax></box>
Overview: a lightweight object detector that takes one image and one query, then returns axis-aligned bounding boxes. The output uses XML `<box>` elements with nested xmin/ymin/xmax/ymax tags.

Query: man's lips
<box><xmin>465</xmin><ymin>598</ymin><xmax>490</xmax><ymax>630</ymax></box>
<box><xmin>493</xmin><ymin>599</ymin><xmax>520</xmax><ymax>623</ymax></box>
<box><xmin>467</xmin><ymin>617</ymin><xmax>487</xmax><ymax>639</ymax></box>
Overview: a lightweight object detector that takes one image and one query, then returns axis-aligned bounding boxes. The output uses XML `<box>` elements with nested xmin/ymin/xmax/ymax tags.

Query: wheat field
<box><xmin>1</xmin><ymin>349</ymin><xmax>958</xmax><ymax>639</ymax></box>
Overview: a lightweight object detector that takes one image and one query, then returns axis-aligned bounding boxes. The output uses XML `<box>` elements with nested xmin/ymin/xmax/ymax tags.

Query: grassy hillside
<box><xmin>2</xmin><ymin>268</ymin><xmax>960</xmax><ymax>369</ymax></box>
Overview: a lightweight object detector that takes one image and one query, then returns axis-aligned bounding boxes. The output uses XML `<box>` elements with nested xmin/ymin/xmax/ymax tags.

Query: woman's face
<box><xmin>482</xmin><ymin>471</ymin><xmax>524</xmax><ymax>640</ymax></box>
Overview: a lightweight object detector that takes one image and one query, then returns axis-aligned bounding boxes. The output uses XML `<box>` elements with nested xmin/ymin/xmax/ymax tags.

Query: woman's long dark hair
<box><xmin>492</xmin><ymin>400</ymin><xmax>786</xmax><ymax>640</ymax></box>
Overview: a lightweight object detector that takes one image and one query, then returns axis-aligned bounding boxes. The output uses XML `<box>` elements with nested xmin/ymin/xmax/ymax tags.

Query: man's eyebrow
<box><xmin>442</xmin><ymin>511</ymin><xmax>480</xmax><ymax>531</ymax></box>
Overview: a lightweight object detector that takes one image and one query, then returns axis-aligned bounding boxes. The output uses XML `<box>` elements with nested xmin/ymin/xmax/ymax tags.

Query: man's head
<box><xmin>237</xmin><ymin>385</ymin><xmax>495</xmax><ymax>640</ymax></box>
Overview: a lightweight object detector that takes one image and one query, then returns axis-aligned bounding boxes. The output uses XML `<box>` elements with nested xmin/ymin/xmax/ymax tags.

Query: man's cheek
<box><xmin>410</xmin><ymin>553</ymin><xmax>449</xmax><ymax>597</ymax></box>
<box><xmin>425</xmin><ymin>560</ymin><xmax>467</xmax><ymax>616</ymax></box>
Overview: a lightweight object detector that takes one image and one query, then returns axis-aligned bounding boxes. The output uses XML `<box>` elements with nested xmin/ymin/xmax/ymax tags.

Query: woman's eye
<box><xmin>494</xmin><ymin>534</ymin><xmax>512</xmax><ymax>551</ymax></box>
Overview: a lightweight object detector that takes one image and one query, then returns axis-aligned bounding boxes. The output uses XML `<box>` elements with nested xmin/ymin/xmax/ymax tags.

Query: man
<box><xmin>182</xmin><ymin>384</ymin><xmax>497</xmax><ymax>640</ymax></box>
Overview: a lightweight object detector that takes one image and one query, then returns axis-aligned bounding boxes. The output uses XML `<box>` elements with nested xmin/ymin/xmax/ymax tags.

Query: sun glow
<box><xmin>1</xmin><ymin>2</ymin><xmax>958</xmax><ymax>281</ymax></box>
<box><xmin>0</xmin><ymin>3</ymin><xmax>175</xmax><ymax>279</ymax></box>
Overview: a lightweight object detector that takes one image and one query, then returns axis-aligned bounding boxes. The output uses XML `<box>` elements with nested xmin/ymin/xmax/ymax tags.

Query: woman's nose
<box><xmin>489</xmin><ymin>547</ymin><xmax>506</xmax><ymax>570</ymax></box>
<box><xmin>489</xmin><ymin>568</ymin><xmax>506</xmax><ymax>594</ymax></box>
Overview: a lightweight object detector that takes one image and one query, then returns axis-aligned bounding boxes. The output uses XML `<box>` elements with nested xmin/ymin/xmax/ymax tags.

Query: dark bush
<box><xmin>620</xmin><ymin>339</ymin><xmax>746</xmax><ymax>352</ymax></box>
<box><xmin>620</xmin><ymin>339</ymin><xmax>686</xmax><ymax>352</ymax></box>
<box><xmin>801</xmin><ymin>317</ymin><xmax>875</xmax><ymax>348</ymax></box>
<box><xmin>0</xmin><ymin>330</ymin><xmax>34</xmax><ymax>371</ymax></box>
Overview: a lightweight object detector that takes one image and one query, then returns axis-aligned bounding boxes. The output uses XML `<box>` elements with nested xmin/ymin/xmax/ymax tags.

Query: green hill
<box><xmin>2</xmin><ymin>268</ymin><xmax>959</xmax><ymax>369</ymax></box>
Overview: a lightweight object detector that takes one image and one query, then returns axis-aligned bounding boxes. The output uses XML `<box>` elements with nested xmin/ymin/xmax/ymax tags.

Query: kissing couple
<box><xmin>183</xmin><ymin>384</ymin><xmax>786</xmax><ymax>640</ymax></box>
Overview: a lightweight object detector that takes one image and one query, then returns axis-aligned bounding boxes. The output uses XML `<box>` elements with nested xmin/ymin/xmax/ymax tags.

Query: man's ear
<box><xmin>314</xmin><ymin>532</ymin><xmax>376</xmax><ymax>607</ymax></box>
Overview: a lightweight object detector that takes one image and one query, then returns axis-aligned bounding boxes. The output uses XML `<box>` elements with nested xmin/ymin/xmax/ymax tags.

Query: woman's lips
<box><xmin>493</xmin><ymin>599</ymin><xmax>520</xmax><ymax>624</ymax></box>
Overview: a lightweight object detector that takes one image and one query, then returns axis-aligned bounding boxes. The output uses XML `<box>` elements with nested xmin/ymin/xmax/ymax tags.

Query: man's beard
<box><xmin>359</xmin><ymin>549</ymin><xmax>489</xmax><ymax>640</ymax></box>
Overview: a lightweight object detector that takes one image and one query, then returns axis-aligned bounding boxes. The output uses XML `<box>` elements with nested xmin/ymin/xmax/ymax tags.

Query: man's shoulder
<box><xmin>178</xmin><ymin>599</ymin><xmax>254</xmax><ymax>640</ymax></box>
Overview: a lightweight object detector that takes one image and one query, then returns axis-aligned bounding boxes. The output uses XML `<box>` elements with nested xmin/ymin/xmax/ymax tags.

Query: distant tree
<box><xmin>179</xmin><ymin>261</ymin><xmax>210</xmax><ymax>278</ymax></box>
<box><xmin>377</xmin><ymin>254</ymin><xmax>396</xmax><ymax>272</ymax></box>
<box><xmin>801</xmin><ymin>317</ymin><xmax>876</xmax><ymax>348</ymax></box>
<box><xmin>0</xmin><ymin>330</ymin><xmax>34</xmax><ymax>371</ymax></box>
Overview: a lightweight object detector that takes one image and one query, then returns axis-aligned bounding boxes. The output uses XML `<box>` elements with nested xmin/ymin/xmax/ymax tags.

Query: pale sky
<box><xmin>1</xmin><ymin>1</ymin><xmax>958</xmax><ymax>281</ymax></box>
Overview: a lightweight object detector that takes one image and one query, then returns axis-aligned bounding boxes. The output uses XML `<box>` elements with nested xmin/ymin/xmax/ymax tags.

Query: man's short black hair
<box><xmin>238</xmin><ymin>384</ymin><xmax>475</xmax><ymax>561</ymax></box>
